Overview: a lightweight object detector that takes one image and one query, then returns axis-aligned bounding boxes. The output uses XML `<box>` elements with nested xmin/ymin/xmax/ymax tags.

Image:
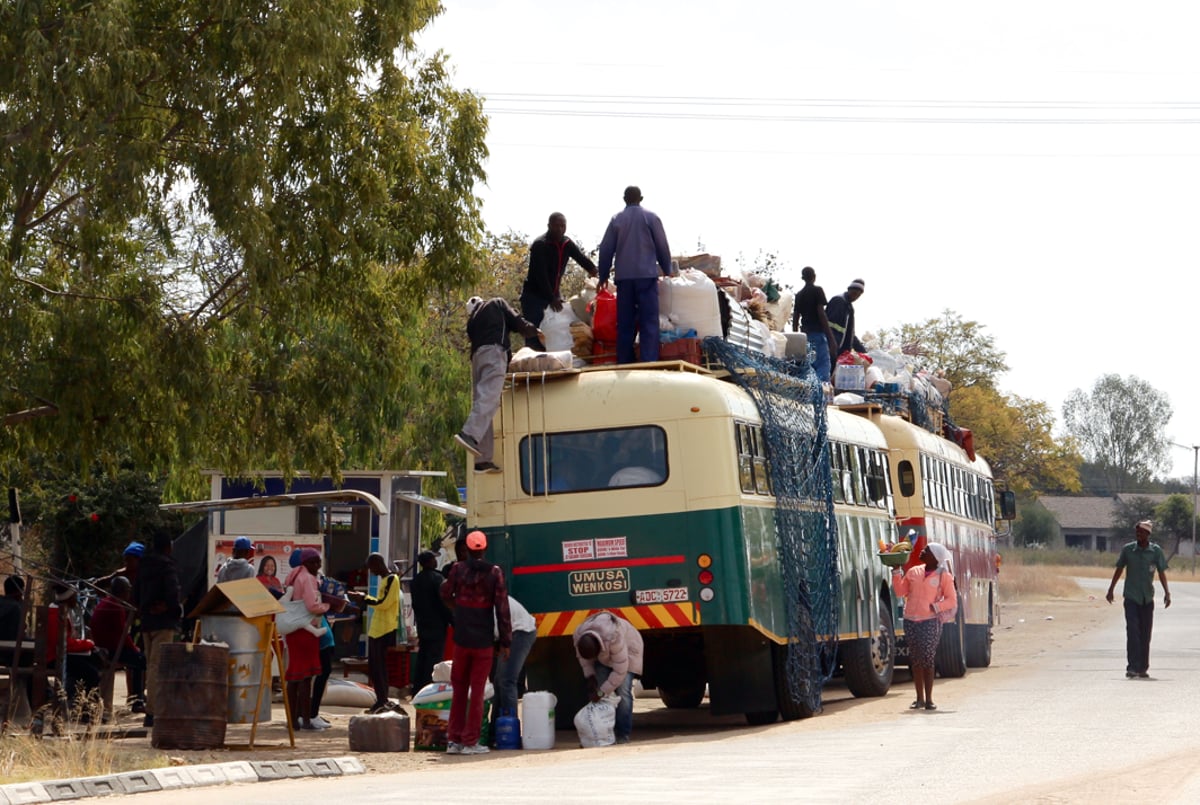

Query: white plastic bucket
<box><xmin>521</xmin><ymin>690</ymin><xmax>557</xmax><ymax>750</ymax></box>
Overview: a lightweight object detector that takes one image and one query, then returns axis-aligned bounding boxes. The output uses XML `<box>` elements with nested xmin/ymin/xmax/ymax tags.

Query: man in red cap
<box><xmin>440</xmin><ymin>530</ymin><xmax>511</xmax><ymax>754</ymax></box>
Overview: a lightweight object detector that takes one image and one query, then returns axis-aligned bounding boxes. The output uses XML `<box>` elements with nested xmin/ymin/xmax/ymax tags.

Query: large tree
<box><xmin>1</xmin><ymin>0</ymin><xmax>487</xmax><ymax>485</ymax></box>
<box><xmin>950</xmin><ymin>386</ymin><xmax>1080</xmax><ymax>494</ymax></box>
<box><xmin>1063</xmin><ymin>375</ymin><xmax>1172</xmax><ymax>492</ymax></box>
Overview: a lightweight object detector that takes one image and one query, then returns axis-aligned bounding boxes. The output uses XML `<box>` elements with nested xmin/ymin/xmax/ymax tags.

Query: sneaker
<box><xmin>924</xmin><ymin>702</ymin><xmax>937</xmax><ymax>711</ymax></box>
<box><xmin>474</xmin><ymin>462</ymin><xmax>502</xmax><ymax>474</ymax></box>
<box><xmin>454</xmin><ymin>432</ymin><xmax>482</xmax><ymax>457</ymax></box>
<box><xmin>462</xmin><ymin>744</ymin><xmax>490</xmax><ymax>755</ymax></box>
<box><xmin>308</xmin><ymin>716</ymin><xmax>332</xmax><ymax>729</ymax></box>
<box><xmin>615</xmin><ymin>735</ymin><xmax>630</xmax><ymax>744</ymax></box>
<box><xmin>1137</xmin><ymin>671</ymin><xmax>1150</xmax><ymax>679</ymax></box>
<box><xmin>909</xmin><ymin>700</ymin><xmax>925</xmax><ymax>710</ymax></box>
<box><xmin>1126</xmin><ymin>671</ymin><xmax>1136</xmax><ymax>679</ymax></box>
<box><xmin>445</xmin><ymin>742</ymin><xmax>465</xmax><ymax>755</ymax></box>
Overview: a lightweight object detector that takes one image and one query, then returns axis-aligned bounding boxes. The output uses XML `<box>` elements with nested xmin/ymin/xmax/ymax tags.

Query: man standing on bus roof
<box><xmin>522</xmin><ymin>212</ymin><xmax>597</xmax><ymax>351</ymax></box>
<box><xmin>598</xmin><ymin>186</ymin><xmax>673</xmax><ymax>365</ymax></box>
<box><xmin>791</xmin><ymin>266</ymin><xmax>839</xmax><ymax>382</ymax></box>
<box><xmin>1106</xmin><ymin>520</ymin><xmax>1171</xmax><ymax>679</ymax></box>
<box><xmin>573</xmin><ymin>610</ymin><xmax>644</xmax><ymax>744</ymax></box>
<box><xmin>454</xmin><ymin>297</ymin><xmax>542</xmax><ymax>474</ymax></box>
<box><xmin>825</xmin><ymin>278</ymin><xmax>866</xmax><ymax>356</ymax></box>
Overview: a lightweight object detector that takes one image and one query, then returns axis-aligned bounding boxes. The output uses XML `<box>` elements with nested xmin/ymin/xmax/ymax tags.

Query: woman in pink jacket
<box><xmin>890</xmin><ymin>542</ymin><xmax>956</xmax><ymax>711</ymax></box>
<box><xmin>284</xmin><ymin>548</ymin><xmax>330</xmax><ymax>730</ymax></box>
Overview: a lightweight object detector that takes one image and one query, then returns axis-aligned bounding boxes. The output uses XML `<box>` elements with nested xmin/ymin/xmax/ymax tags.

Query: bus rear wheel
<box><xmin>774</xmin><ymin>643</ymin><xmax>818</xmax><ymax>721</ymax></box>
<box><xmin>935</xmin><ymin>596</ymin><xmax>967</xmax><ymax>678</ymax></box>
<box><xmin>658</xmin><ymin>679</ymin><xmax>706</xmax><ymax>709</ymax></box>
<box><xmin>965</xmin><ymin>624</ymin><xmax>992</xmax><ymax>667</ymax></box>
<box><xmin>842</xmin><ymin>600</ymin><xmax>895</xmax><ymax>698</ymax></box>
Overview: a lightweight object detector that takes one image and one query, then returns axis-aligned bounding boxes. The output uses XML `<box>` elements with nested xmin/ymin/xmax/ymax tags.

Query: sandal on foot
<box><xmin>925</xmin><ymin>702</ymin><xmax>937</xmax><ymax>711</ymax></box>
<box><xmin>910</xmin><ymin>700</ymin><xmax>925</xmax><ymax>709</ymax></box>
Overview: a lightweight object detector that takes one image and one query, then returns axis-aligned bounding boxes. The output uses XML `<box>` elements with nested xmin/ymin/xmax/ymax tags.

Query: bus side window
<box><xmin>897</xmin><ymin>459</ymin><xmax>916</xmax><ymax>498</ymax></box>
<box><xmin>737</xmin><ymin>424</ymin><xmax>754</xmax><ymax>494</ymax></box>
<box><xmin>850</xmin><ymin>446</ymin><xmax>867</xmax><ymax>505</ymax></box>
<box><xmin>829</xmin><ymin>443</ymin><xmax>845</xmax><ymax>504</ymax></box>
<box><xmin>866</xmin><ymin>450</ymin><xmax>888</xmax><ymax>505</ymax></box>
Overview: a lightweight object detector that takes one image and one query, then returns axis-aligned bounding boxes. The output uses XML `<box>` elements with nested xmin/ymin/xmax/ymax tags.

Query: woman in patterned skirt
<box><xmin>891</xmin><ymin>542</ymin><xmax>957</xmax><ymax>711</ymax></box>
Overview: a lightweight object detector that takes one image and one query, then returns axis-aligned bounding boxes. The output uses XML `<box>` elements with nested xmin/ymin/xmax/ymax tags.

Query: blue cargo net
<box><xmin>703</xmin><ymin>337</ymin><xmax>839</xmax><ymax>714</ymax></box>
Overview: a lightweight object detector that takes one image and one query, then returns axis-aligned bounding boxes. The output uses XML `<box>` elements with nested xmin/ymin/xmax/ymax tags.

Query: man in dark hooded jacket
<box><xmin>133</xmin><ymin>531</ymin><xmax>181</xmax><ymax>727</ymax></box>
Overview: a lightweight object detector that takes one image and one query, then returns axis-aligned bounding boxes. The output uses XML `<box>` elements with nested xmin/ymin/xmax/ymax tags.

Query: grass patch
<box><xmin>1000</xmin><ymin>564</ymin><xmax>1086</xmax><ymax>600</ymax></box>
<box><xmin>999</xmin><ymin>547</ymin><xmax>1122</xmax><ymax>599</ymax></box>
<box><xmin>0</xmin><ymin>694</ymin><xmax>169</xmax><ymax>784</ymax></box>
<box><xmin>1004</xmin><ymin>546</ymin><xmax>1117</xmax><ymax>567</ymax></box>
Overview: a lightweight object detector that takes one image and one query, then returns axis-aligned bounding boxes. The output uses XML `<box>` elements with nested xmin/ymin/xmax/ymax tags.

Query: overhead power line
<box><xmin>479</xmin><ymin>92</ymin><xmax>1200</xmax><ymax>124</ymax></box>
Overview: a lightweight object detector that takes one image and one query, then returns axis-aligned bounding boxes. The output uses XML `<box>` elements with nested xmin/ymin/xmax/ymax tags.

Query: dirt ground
<box><xmin>84</xmin><ymin>587</ymin><xmax>1109</xmax><ymax>778</ymax></box>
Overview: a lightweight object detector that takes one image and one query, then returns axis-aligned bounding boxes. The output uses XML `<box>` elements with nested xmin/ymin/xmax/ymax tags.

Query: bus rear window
<box><xmin>519</xmin><ymin>426</ymin><xmax>668</xmax><ymax>495</ymax></box>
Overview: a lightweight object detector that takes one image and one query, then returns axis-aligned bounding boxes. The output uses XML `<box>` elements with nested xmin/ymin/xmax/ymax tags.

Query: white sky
<box><xmin>418</xmin><ymin>1</ymin><xmax>1200</xmax><ymax>480</ymax></box>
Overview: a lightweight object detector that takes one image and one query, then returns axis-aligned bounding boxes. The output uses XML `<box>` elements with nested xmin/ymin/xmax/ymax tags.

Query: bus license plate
<box><xmin>635</xmin><ymin>587</ymin><xmax>689</xmax><ymax>605</ymax></box>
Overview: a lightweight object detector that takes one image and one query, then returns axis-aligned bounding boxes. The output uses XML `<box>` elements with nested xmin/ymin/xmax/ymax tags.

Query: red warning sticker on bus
<box><xmin>562</xmin><ymin>539</ymin><xmax>595</xmax><ymax>562</ymax></box>
<box><xmin>594</xmin><ymin>537</ymin><xmax>627</xmax><ymax>559</ymax></box>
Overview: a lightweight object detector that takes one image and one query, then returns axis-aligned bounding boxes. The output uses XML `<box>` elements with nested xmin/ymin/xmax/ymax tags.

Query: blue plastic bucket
<box><xmin>495</xmin><ymin>709</ymin><xmax>521</xmax><ymax>749</ymax></box>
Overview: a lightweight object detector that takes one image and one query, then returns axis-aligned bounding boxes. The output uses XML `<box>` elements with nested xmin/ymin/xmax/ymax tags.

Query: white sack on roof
<box><xmin>660</xmin><ymin>269</ymin><xmax>722</xmax><ymax>338</ymax></box>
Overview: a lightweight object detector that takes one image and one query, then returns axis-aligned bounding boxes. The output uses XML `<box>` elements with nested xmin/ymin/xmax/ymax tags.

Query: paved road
<box><xmin>137</xmin><ymin>577</ymin><xmax>1200</xmax><ymax>804</ymax></box>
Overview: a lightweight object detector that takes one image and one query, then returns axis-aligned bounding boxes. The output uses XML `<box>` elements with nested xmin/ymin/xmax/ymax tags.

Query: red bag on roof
<box><xmin>589</xmin><ymin>287</ymin><xmax>618</xmax><ymax>344</ymax></box>
<box><xmin>836</xmin><ymin>350</ymin><xmax>873</xmax><ymax>366</ymax></box>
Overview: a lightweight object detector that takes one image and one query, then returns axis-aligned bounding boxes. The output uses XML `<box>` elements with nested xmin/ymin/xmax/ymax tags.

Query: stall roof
<box><xmin>160</xmin><ymin>489</ymin><xmax>387</xmax><ymax>515</ymax></box>
<box><xmin>395</xmin><ymin>491</ymin><xmax>466</xmax><ymax>518</ymax></box>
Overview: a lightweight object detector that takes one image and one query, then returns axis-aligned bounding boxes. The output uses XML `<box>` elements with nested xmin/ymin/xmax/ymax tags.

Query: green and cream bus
<box><xmin>469</xmin><ymin>358</ymin><xmax>1007</xmax><ymax>724</ymax></box>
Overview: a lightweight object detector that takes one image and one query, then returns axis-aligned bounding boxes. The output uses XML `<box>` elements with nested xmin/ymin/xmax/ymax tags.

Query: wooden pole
<box><xmin>274</xmin><ymin>629</ymin><xmax>294</xmax><ymax>747</ymax></box>
<box><xmin>247</xmin><ymin>621</ymin><xmax>273</xmax><ymax>749</ymax></box>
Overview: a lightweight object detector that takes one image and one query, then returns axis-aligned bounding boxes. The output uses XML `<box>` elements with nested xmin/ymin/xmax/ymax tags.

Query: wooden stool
<box><xmin>342</xmin><ymin>657</ymin><xmax>369</xmax><ymax>678</ymax></box>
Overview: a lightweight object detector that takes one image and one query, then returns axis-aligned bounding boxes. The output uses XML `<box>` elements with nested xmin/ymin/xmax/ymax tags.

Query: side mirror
<box><xmin>997</xmin><ymin>490</ymin><xmax>1017</xmax><ymax>521</ymax></box>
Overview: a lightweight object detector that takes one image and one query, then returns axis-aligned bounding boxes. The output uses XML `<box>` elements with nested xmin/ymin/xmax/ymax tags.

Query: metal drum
<box><xmin>201</xmin><ymin>614</ymin><xmax>272</xmax><ymax>724</ymax></box>
<box><xmin>151</xmin><ymin>643</ymin><xmax>228</xmax><ymax>749</ymax></box>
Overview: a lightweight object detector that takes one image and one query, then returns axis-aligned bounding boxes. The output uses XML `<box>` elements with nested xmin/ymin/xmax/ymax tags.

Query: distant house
<box><xmin>1039</xmin><ymin>494</ymin><xmax>1174</xmax><ymax>552</ymax></box>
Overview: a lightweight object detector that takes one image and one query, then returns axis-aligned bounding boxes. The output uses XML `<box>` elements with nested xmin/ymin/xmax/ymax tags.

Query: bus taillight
<box><xmin>698</xmin><ymin>554</ymin><xmax>715</xmax><ymax>600</ymax></box>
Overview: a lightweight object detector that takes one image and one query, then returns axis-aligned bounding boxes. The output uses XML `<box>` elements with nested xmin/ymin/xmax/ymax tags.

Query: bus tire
<box><xmin>842</xmin><ymin>600</ymin><xmax>895</xmax><ymax>698</ymax></box>
<box><xmin>934</xmin><ymin>596</ymin><xmax>967</xmax><ymax>678</ymax></box>
<box><xmin>745</xmin><ymin>710</ymin><xmax>778</xmax><ymax>725</ymax></box>
<box><xmin>965</xmin><ymin>624</ymin><xmax>992</xmax><ymax>668</ymax></box>
<box><xmin>658</xmin><ymin>680</ymin><xmax>706</xmax><ymax>709</ymax></box>
<box><xmin>774</xmin><ymin>643</ymin><xmax>818</xmax><ymax>721</ymax></box>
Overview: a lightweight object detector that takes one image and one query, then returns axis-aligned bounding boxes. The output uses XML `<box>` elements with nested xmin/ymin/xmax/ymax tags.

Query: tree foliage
<box><xmin>1012</xmin><ymin>498</ymin><xmax>1061</xmax><ymax>547</ymax></box>
<box><xmin>1062</xmin><ymin>375</ymin><xmax>1172</xmax><ymax>492</ymax></box>
<box><xmin>1</xmin><ymin>0</ymin><xmax>488</xmax><ymax>487</ymax></box>
<box><xmin>16</xmin><ymin>456</ymin><xmax>192</xmax><ymax>580</ymax></box>
<box><xmin>951</xmin><ymin>386</ymin><xmax>1081</xmax><ymax>494</ymax></box>
<box><xmin>1153</xmin><ymin>493</ymin><xmax>1197</xmax><ymax>561</ymax></box>
<box><xmin>1112</xmin><ymin>495</ymin><xmax>1159</xmax><ymax>544</ymax></box>
<box><xmin>873</xmin><ymin>310</ymin><xmax>1008</xmax><ymax>389</ymax></box>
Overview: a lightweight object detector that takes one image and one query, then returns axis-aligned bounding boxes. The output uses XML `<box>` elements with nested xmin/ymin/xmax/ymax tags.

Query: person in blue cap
<box><xmin>217</xmin><ymin>536</ymin><xmax>257</xmax><ymax>582</ymax></box>
<box><xmin>97</xmin><ymin>540</ymin><xmax>145</xmax><ymax>589</ymax></box>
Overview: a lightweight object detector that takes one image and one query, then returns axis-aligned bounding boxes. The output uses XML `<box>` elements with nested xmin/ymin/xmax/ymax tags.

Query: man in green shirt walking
<box><xmin>1106</xmin><ymin>520</ymin><xmax>1171</xmax><ymax>678</ymax></box>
